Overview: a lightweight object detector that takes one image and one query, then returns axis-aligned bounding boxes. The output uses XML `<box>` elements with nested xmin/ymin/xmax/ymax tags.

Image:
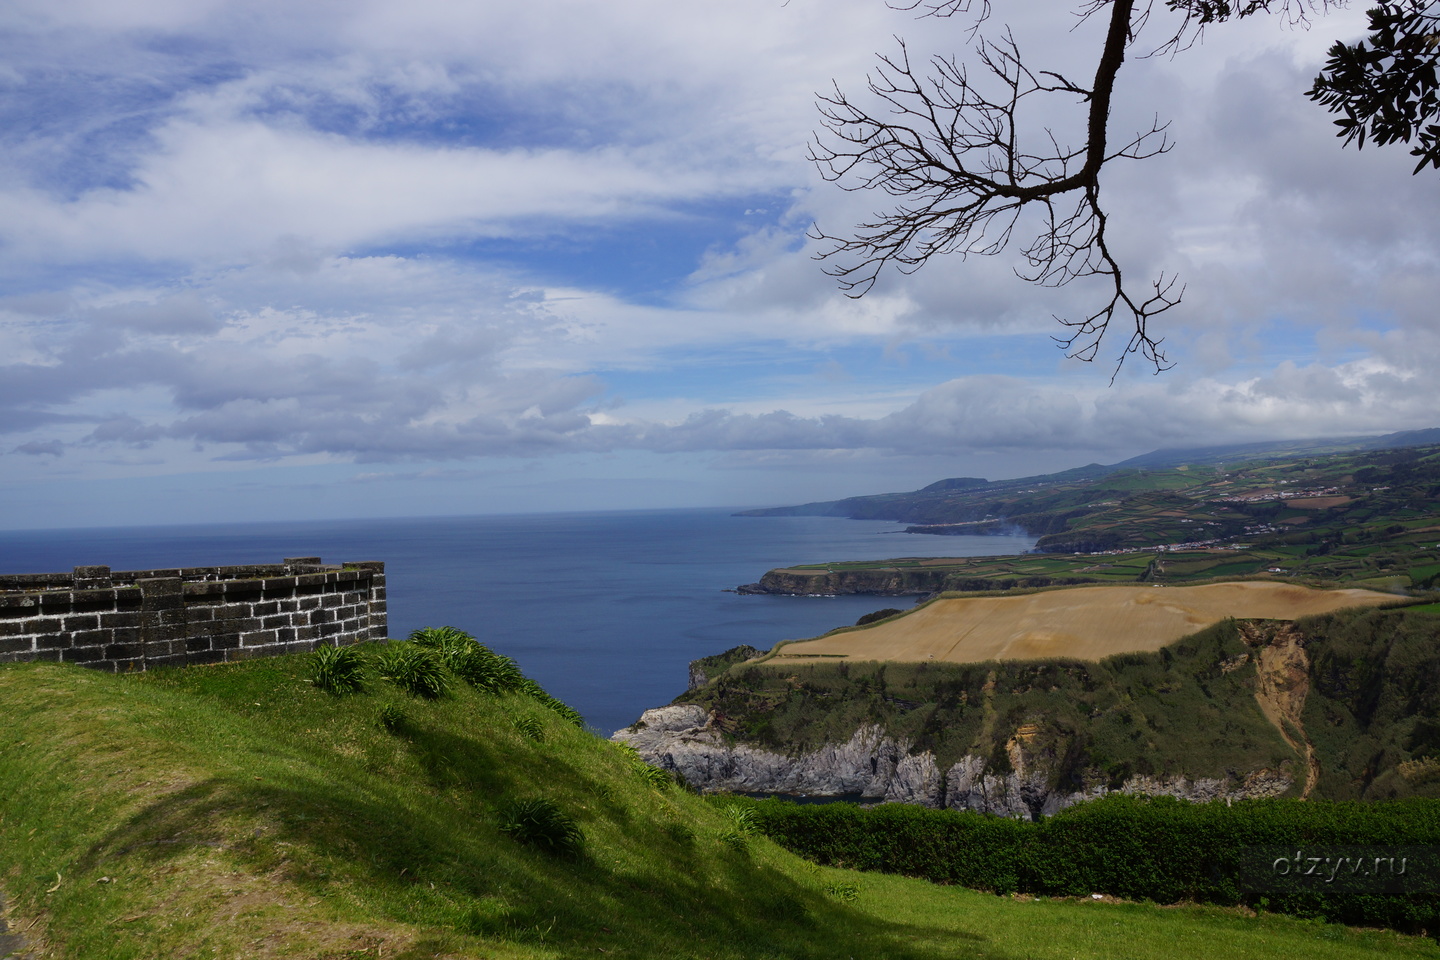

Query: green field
<box><xmin>3</xmin><ymin>646</ymin><xmax>1438</xmax><ymax>959</ymax></box>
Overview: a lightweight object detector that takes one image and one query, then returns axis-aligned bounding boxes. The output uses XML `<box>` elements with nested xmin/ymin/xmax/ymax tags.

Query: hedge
<box><xmin>732</xmin><ymin>794</ymin><xmax>1440</xmax><ymax>933</ymax></box>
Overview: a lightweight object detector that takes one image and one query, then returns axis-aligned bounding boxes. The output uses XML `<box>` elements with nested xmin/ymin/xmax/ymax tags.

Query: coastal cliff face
<box><xmin>737</xmin><ymin>568</ymin><xmax>1094</xmax><ymax>596</ymax></box>
<box><xmin>613</xmin><ymin>704</ymin><xmax>1292</xmax><ymax>819</ymax></box>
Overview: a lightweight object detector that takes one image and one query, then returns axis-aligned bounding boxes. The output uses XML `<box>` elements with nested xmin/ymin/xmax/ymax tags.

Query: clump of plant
<box><xmin>408</xmin><ymin>625</ymin><xmax>475</xmax><ymax>650</ymax></box>
<box><xmin>306</xmin><ymin>643</ymin><xmax>366</xmax><ymax>694</ymax></box>
<box><xmin>512</xmin><ymin>715</ymin><xmax>544</xmax><ymax>742</ymax></box>
<box><xmin>375</xmin><ymin>643</ymin><xmax>449</xmax><ymax>700</ymax></box>
<box><xmin>498</xmin><ymin>798</ymin><xmax>583</xmax><ymax>857</ymax></box>
<box><xmin>723</xmin><ymin>804</ymin><xmax>756</xmax><ymax>834</ymax></box>
<box><xmin>825</xmin><ymin>881</ymin><xmax>860</xmax><ymax>902</ymax></box>
<box><xmin>453</xmin><ymin>645</ymin><xmax>527</xmax><ymax>694</ymax></box>
<box><xmin>376</xmin><ymin>702</ymin><xmax>409</xmax><ymax>734</ymax></box>
<box><xmin>408</xmin><ymin>625</ymin><xmax>587</xmax><ymax>726</ymax></box>
<box><xmin>517</xmin><ymin>678</ymin><xmax>585</xmax><ymax>727</ymax></box>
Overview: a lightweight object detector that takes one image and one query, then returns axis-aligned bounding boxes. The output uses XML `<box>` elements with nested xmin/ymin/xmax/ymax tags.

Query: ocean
<box><xmin>0</xmin><ymin>509</ymin><xmax>1034</xmax><ymax>734</ymax></box>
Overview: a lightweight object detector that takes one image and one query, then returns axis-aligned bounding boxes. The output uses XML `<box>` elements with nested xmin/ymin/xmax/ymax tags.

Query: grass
<box><xmin>1</xmin><ymin>652</ymin><xmax>1438</xmax><ymax>959</ymax></box>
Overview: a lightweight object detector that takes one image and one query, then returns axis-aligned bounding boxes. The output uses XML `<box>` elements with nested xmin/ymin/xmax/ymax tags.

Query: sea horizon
<box><xmin>0</xmin><ymin>507</ymin><xmax>1036</xmax><ymax>735</ymax></box>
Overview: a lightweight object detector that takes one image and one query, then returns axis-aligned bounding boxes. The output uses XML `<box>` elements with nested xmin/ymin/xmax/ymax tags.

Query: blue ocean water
<box><xmin>0</xmin><ymin>509</ymin><xmax>1034</xmax><ymax>734</ymax></box>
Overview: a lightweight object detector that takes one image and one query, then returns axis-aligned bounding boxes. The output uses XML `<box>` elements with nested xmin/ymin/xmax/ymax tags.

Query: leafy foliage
<box><xmin>1310</xmin><ymin>0</ymin><xmax>1440</xmax><ymax>173</ymax></box>
<box><xmin>306</xmin><ymin>643</ymin><xmax>366</xmax><ymax>695</ymax></box>
<box><xmin>498</xmin><ymin>798</ymin><xmax>585</xmax><ymax>858</ymax></box>
<box><xmin>375</xmin><ymin>643</ymin><xmax>450</xmax><ymax>700</ymax></box>
<box><xmin>737</xmin><ymin>793</ymin><xmax>1440</xmax><ymax>931</ymax></box>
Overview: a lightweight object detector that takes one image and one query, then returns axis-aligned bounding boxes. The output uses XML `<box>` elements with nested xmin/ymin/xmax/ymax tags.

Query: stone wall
<box><xmin>0</xmin><ymin>557</ymin><xmax>386</xmax><ymax>672</ymax></box>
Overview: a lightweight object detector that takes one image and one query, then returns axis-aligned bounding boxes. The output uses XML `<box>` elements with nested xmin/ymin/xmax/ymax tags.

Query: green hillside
<box><xmin>2</xmin><ymin>644</ymin><xmax>1437</xmax><ymax>959</ymax></box>
<box><xmin>740</xmin><ymin>440</ymin><xmax>1440</xmax><ymax>594</ymax></box>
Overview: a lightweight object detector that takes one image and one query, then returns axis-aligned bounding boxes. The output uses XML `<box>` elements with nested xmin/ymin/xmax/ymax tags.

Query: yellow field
<box><xmin>769</xmin><ymin>581</ymin><xmax>1397</xmax><ymax>664</ymax></box>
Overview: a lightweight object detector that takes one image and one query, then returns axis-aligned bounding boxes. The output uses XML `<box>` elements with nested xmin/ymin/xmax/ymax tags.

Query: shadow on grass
<box><xmin>74</xmin><ymin>771</ymin><xmax>1005</xmax><ymax>960</ymax></box>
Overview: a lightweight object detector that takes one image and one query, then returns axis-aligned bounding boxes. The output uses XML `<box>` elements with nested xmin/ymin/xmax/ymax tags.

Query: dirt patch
<box><xmin>769</xmin><ymin>581</ymin><xmax>1395</xmax><ymax>664</ymax></box>
<box><xmin>0</xmin><ymin>884</ymin><xmax>35</xmax><ymax>960</ymax></box>
<box><xmin>1243</xmin><ymin>622</ymin><xmax>1319</xmax><ymax>798</ymax></box>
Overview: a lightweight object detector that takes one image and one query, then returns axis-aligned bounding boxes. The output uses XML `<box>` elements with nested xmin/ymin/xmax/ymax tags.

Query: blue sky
<box><xmin>2</xmin><ymin>0</ymin><xmax>1438</xmax><ymax>529</ymax></box>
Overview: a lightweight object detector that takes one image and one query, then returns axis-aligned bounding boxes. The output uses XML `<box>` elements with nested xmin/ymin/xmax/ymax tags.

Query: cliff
<box><xmin>737</xmin><ymin>567</ymin><xmax>1096</xmax><ymax>596</ymax></box>
<box><xmin>614</xmin><ymin>606</ymin><xmax>1440</xmax><ymax>816</ymax></box>
<box><xmin>613</xmin><ymin>704</ymin><xmax>1292</xmax><ymax>818</ymax></box>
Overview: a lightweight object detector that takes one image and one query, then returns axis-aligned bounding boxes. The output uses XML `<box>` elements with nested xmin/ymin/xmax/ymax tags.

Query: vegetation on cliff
<box><xmin>678</xmin><ymin>606</ymin><xmax>1440</xmax><ymax>806</ymax></box>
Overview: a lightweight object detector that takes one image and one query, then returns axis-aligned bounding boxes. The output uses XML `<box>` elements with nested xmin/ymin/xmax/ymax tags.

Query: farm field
<box><xmin>768</xmin><ymin>581</ymin><xmax>1396</xmax><ymax>663</ymax></box>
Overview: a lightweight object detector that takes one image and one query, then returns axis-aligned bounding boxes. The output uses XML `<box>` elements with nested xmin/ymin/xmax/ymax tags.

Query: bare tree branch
<box><xmin>811</xmin><ymin>0</ymin><xmax>1332</xmax><ymax>376</ymax></box>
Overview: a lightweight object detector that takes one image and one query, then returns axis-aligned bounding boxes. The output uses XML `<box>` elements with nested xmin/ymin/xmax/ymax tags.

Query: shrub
<box><xmin>498</xmin><ymin>798</ymin><xmax>584</xmax><ymax>857</ymax></box>
<box><xmin>307</xmin><ymin>644</ymin><xmax>366</xmax><ymax>695</ymax></box>
<box><xmin>376</xmin><ymin>702</ymin><xmax>408</xmax><ymax>734</ymax></box>
<box><xmin>407</xmin><ymin>625</ymin><xmax>475</xmax><ymax>650</ymax></box>
<box><xmin>451</xmin><ymin>645</ymin><xmax>526</xmax><ymax>694</ymax></box>
<box><xmin>738</xmin><ymin>794</ymin><xmax>1440</xmax><ymax>932</ymax></box>
<box><xmin>375</xmin><ymin>644</ymin><xmax>449</xmax><ymax>700</ymax></box>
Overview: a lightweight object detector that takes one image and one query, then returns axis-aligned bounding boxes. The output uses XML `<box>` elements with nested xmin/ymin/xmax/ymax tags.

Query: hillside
<box><xmin>738</xmin><ymin>437</ymin><xmax>1440</xmax><ymax>595</ymax></box>
<box><xmin>9</xmin><ymin>645</ymin><xmax>1439</xmax><ymax>958</ymax></box>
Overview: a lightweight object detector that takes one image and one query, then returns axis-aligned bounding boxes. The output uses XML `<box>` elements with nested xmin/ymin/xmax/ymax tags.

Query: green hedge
<box><xmin>734</xmin><ymin>794</ymin><xmax>1440</xmax><ymax>932</ymax></box>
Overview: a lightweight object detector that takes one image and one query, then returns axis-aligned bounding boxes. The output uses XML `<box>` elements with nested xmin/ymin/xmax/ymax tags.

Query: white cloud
<box><xmin>2</xmin><ymin>0</ymin><xmax>1438</xmax><ymax>523</ymax></box>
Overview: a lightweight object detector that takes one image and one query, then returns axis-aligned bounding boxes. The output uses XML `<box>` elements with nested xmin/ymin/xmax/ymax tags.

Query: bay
<box><xmin>0</xmin><ymin>509</ymin><xmax>1034</xmax><ymax>735</ymax></box>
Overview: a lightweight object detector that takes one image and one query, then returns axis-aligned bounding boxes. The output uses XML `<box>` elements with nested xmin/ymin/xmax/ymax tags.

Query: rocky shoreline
<box><xmin>613</xmin><ymin>703</ymin><xmax>1294</xmax><ymax>819</ymax></box>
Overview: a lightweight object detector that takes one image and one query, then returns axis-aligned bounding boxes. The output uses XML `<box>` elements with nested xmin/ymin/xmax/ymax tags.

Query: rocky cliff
<box><xmin>736</xmin><ymin>567</ymin><xmax>1095</xmax><ymax>596</ymax></box>
<box><xmin>613</xmin><ymin>704</ymin><xmax>1293</xmax><ymax>819</ymax></box>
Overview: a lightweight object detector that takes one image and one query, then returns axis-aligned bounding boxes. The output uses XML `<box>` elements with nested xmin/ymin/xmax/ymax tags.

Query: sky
<box><xmin>1</xmin><ymin>0</ymin><xmax>1437</xmax><ymax>529</ymax></box>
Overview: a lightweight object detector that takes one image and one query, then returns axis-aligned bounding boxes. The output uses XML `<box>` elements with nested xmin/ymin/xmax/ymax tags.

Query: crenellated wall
<box><xmin>0</xmin><ymin>557</ymin><xmax>386</xmax><ymax>672</ymax></box>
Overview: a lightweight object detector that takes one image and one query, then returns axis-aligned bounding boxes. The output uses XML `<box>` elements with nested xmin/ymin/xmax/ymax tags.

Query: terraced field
<box><xmin>769</xmin><ymin>581</ymin><xmax>1397</xmax><ymax>663</ymax></box>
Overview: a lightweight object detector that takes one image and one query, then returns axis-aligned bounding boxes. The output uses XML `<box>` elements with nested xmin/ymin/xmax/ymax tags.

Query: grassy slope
<box><xmin>2</xmin><ymin>654</ymin><xmax>1436</xmax><ymax>960</ymax></box>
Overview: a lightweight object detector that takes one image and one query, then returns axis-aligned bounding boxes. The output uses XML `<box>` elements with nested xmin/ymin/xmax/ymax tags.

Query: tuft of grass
<box><xmin>450</xmin><ymin>645</ymin><xmax>527</xmax><ymax>694</ymax></box>
<box><xmin>407</xmin><ymin>625</ymin><xmax>476</xmax><ymax>650</ymax></box>
<box><xmin>375</xmin><ymin>701</ymin><xmax>408</xmax><ymax>734</ymax></box>
<box><xmin>306</xmin><ymin>643</ymin><xmax>367</xmax><ymax>695</ymax></box>
<box><xmin>615</xmin><ymin>742</ymin><xmax>675</xmax><ymax>789</ymax></box>
<box><xmin>374</xmin><ymin>643</ymin><xmax>449</xmax><ymax>699</ymax></box>
<box><xmin>723</xmin><ymin>804</ymin><xmax>756</xmax><ymax>834</ymax></box>
<box><xmin>512</xmin><ymin>715</ymin><xmax>544</xmax><ymax>742</ymax></box>
<box><xmin>497</xmin><ymin>798</ymin><xmax>584</xmax><ymax>858</ymax></box>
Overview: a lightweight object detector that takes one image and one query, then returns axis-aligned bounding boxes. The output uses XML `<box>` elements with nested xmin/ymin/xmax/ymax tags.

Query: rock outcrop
<box><xmin>613</xmin><ymin>705</ymin><xmax>1293</xmax><ymax>819</ymax></box>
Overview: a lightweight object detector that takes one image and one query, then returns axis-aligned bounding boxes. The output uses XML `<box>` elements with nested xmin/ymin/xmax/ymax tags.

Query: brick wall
<box><xmin>0</xmin><ymin>557</ymin><xmax>387</xmax><ymax>672</ymax></box>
